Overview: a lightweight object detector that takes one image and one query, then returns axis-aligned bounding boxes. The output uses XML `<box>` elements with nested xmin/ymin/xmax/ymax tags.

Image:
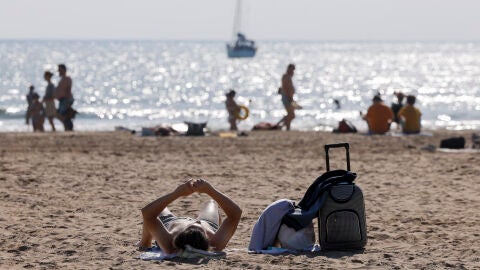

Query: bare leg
<box><xmin>48</xmin><ymin>117</ymin><xmax>56</xmax><ymax>131</ymax></box>
<box><xmin>229</xmin><ymin>118</ymin><xmax>238</xmax><ymax>131</ymax></box>
<box><xmin>197</xmin><ymin>199</ymin><xmax>220</xmax><ymax>225</ymax></box>
<box><xmin>285</xmin><ymin>107</ymin><xmax>295</xmax><ymax>131</ymax></box>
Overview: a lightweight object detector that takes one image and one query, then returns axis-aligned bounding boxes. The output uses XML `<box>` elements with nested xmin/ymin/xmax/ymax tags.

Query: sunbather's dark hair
<box><xmin>173</xmin><ymin>228</ymin><xmax>209</xmax><ymax>251</ymax></box>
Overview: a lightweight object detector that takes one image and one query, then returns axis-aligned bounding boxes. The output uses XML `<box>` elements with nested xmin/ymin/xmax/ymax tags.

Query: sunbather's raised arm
<box><xmin>141</xmin><ymin>181</ymin><xmax>195</xmax><ymax>253</ymax></box>
<box><xmin>193</xmin><ymin>179</ymin><xmax>242</xmax><ymax>251</ymax></box>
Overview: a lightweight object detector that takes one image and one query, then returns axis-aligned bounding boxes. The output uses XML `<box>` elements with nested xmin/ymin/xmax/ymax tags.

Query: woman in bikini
<box><xmin>139</xmin><ymin>178</ymin><xmax>242</xmax><ymax>253</ymax></box>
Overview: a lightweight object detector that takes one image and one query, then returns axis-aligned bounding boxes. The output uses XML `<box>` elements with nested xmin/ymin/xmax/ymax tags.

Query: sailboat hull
<box><xmin>226</xmin><ymin>44</ymin><xmax>257</xmax><ymax>58</ymax></box>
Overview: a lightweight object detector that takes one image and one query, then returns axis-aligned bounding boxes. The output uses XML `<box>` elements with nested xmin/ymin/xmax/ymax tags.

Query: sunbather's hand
<box><xmin>191</xmin><ymin>178</ymin><xmax>213</xmax><ymax>194</ymax></box>
<box><xmin>174</xmin><ymin>179</ymin><xmax>195</xmax><ymax>197</ymax></box>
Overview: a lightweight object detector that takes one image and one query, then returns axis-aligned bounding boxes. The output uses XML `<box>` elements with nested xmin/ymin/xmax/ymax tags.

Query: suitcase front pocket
<box><xmin>326</xmin><ymin>211</ymin><xmax>362</xmax><ymax>243</ymax></box>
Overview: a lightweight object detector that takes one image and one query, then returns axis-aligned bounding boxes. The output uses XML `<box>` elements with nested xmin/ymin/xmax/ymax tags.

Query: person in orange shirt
<box><xmin>361</xmin><ymin>95</ymin><xmax>394</xmax><ymax>134</ymax></box>
<box><xmin>398</xmin><ymin>95</ymin><xmax>422</xmax><ymax>134</ymax></box>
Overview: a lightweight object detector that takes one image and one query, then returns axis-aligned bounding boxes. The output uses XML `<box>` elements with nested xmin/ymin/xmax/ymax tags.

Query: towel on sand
<box><xmin>139</xmin><ymin>245</ymin><xmax>226</xmax><ymax>261</ymax></box>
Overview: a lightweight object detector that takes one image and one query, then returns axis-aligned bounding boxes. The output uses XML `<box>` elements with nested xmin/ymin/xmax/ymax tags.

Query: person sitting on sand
<box><xmin>27</xmin><ymin>93</ymin><xmax>45</xmax><ymax>132</ymax></box>
<box><xmin>397</xmin><ymin>95</ymin><xmax>422</xmax><ymax>134</ymax></box>
<box><xmin>361</xmin><ymin>94</ymin><xmax>394</xmax><ymax>134</ymax></box>
<box><xmin>391</xmin><ymin>92</ymin><xmax>405</xmax><ymax>128</ymax></box>
<box><xmin>139</xmin><ymin>178</ymin><xmax>242</xmax><ymax>253</ymax></box>
<box><xmin>225</xmin><ymin>89</ymin><xmax>240</xmax><ymax>131</ymax></box>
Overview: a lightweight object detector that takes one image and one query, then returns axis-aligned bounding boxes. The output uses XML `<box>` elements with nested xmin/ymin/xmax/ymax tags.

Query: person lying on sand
<box><xmin>139</xmin><ymin>179</ymin><xmax>242</xmax><ymax>253</ymax></box>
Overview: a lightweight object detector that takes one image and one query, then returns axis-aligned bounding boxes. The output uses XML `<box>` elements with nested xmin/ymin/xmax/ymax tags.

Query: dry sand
<box><xmin>0</xmin><ymin>130</ymin><xmax>479</xmax><ymax>269</ymax></box>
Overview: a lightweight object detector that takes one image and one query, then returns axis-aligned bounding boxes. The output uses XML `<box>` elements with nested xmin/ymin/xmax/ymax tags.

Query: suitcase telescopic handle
<box><xmin>324</xmin><ymin>143</ymin><xmax>350</xmax><ymax>171</ymax></box>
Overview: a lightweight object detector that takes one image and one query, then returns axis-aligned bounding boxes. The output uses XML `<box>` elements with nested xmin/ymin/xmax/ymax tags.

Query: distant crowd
<box><xmin>361</xmin><ymin>91</ymin><xmax>421</xmax><ymax>134</ymax></box>
<box><xmin>26</xmin><ymin>63</ymin><xmax>422</xmax><ymax>135</ymax></box>
<box><xmin>26</xmin><ymin>64</ymin><xmax>76</xmax><ymax>132</ymax></box>
<box><xmin>226</xmin><ymin>63</ymin><xmax>422</xmax><ymax>134</ymax></box>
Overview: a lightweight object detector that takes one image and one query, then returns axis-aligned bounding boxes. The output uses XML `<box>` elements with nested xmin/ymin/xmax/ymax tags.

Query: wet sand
<box><xmin>0</xmin><ymin>130</ymin><xmax>479</xmax><ymax>269</ymax></box>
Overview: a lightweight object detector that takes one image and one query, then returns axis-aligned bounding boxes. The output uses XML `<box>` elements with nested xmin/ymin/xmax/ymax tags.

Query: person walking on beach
<box><xmin>139</xmin><ymin>178</ymin><xmax>242</xmax><ymax>253</ymax></box>
<box><xmin>361</xmin><ymin>94</ymin><xmax>394</xmax><ymax>134</ymax></box>
<box><xmin>42</xmin><ymin>71</ymin><xmax>56</xmax><ymax>131</ymax></box>
<box><xmin>398</xmin><ymin>95</ymin><xmax>422</xmax><ymax>134</ymax></box>
<box><xmin>225</xmin><ymin>89</ymin><xmax>240</xmax><ymax>131</ymax></box>
<box><xmin>25</xmin><ymin>85</ymin><xmax>36</xmax><ymax>125</ymax></box>
<box><xmin>55</xmin><ymin>64</ymin><xmax>74</xmax><ymax>131</ymax></box>
<box><xmin>27</xmin><ymin>93</ymin><xmax>45</xmax><ymax>132</ymax></box>
<box><xmin>279</xmin><ymin>64</ymin><xmax>296</xmax><ymax>131</ymax></box>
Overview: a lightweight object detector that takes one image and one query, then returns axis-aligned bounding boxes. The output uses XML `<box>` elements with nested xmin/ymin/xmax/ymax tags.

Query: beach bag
<box><xmin>281</xmin><ymin>143</ymin><xmax>367</xmax><ymax>250</ymax></box>
<box><xmin>184</xmin><ymin>122</ymin><xmax>206</xmax><ymax>136</ymax></box>
<box><xmin>472</xmin><ymin>134</ymin><xmax>480</xmax><ymax>149</ymax></box>
<box><xmin>318</xmin><ymin>143</ymin><xmax>367</xmax><ymax>250</ymax></box>
<box><xmin>440</xmin><ymin>137</ymin><xmax>465</xmax><ymax>149</ymax></box>
<box><xmin>333</xmin><ymin>119</ymin><xmax>357</xmax><ymax>133</ymax></box>
<box><xmin>277</xmin><ymin>223</ymin><xmax>315</xmax><ymax>250</ymax></box>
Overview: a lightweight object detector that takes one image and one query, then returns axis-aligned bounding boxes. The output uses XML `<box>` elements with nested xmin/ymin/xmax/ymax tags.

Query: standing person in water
<box><xmin>279</xmin><ymin>64</ymin><xmax>296</xmax><ymax>131</ymax></box>
<box><xmin>225</xmin><ymin>89</ymin><xmax>240</xmax><ymax>131</ymax></box>
<box><xmin>55</xmin><ymin>64</ymin><xmax>74</xmax><ymax>131</ymax></box>
<box><xmin>42</xmin><ymin>71</ymin><xmax>56</xmax><ymax>131</ymax></box>
<box><xmin>139</xmin><ymin>178</ymin><xmax>242</xmax><ymax>253</ymax></box>
<box><xmin>25</xmin><ymin>85</ymin><xmax>36</xmax><ymax>125</ymax></box>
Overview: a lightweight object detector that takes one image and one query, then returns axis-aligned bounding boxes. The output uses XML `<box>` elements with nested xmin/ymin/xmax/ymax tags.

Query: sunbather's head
<box><xmin>173</xmin><ymin>227</ymin><xmax>209</xmax><ymax>251</ymax></box>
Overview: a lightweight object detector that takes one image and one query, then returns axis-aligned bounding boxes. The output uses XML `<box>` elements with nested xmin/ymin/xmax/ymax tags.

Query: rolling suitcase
<box><xmin>318</xmin><ymin>143</ymin><xmax>367</xmax><ymax>250</ymax></box>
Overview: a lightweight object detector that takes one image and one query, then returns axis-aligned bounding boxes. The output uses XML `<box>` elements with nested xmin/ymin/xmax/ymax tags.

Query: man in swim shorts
<box><xmin>139</xmin><ymin>179</ymin><xmax>242</xmax><ymax>253</ymax></box>
<box><xmin>279</xmin><ymin>64</ymin><xmax>296</xmax><ymax>131</ymax></box>
<box><xmin>55</xmin><ymin>64</ymin><xmax>75</xmax><ymax>131</ymax></box>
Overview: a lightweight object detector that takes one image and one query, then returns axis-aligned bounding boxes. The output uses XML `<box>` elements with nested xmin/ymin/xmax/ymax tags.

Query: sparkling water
<box><xmin>0</xmin><ymin>40</ymin><xmax>479</xmax><ymax>132</ymax></box>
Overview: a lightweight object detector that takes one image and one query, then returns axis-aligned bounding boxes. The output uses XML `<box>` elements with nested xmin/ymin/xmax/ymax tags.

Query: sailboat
<box><xmin>226</xmin><ymin>0</ymin><xmax>257</xmax><ymax>58</ymax></box>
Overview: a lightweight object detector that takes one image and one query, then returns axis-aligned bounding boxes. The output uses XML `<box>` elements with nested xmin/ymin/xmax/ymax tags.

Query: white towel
<box><xmin>139</xmin><ymin>245</ymin><xmax>226</xmax><ymax>261</ymax></box>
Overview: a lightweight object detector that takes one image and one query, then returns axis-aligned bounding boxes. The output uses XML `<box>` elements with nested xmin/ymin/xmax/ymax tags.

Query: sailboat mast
<box><xmin>232</xmin><ymin>0</ymin><xmax>242</xmax><ymax>39</ymax></box>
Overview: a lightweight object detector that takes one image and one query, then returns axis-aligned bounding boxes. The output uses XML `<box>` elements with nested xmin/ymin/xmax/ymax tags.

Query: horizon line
<box><xmin>0</xmin><ymin>38</ymin><xmax>480</xmax><ymax>43</ymax></box>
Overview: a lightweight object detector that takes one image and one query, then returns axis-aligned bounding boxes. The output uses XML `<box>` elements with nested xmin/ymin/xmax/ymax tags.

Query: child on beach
<box><xmin>225</xmin><ymin>89</ymin><xmax>240</xmax><ymax>131</ymax></box>
<box><xmin>25</xmin><ymin>85</ymin><xmax>36</xmax><ymax>125</ymax></box>
<box><xmin>139</xmin><ymin>178</ymin><xmax>242</xmax><ymax>253</ymax></box>
<box><xmin>27</xmin><ymin>93</ymin><xmax>45</xmax><ymax>132</ymax></box>
<box><xmin>397</xmin><ymin>95</ymin><xmax>422</xmax><ymax>134</ymax></box>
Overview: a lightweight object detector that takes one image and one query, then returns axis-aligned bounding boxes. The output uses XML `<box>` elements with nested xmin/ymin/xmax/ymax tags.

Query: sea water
<box><xmin>0</xmin><ymin>40</ymin><xmax>479</xmax><ymax>132</ymax></box>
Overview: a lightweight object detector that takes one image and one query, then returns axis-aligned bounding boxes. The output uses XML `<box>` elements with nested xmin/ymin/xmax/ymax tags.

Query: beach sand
<box><xmin>0</xmin><ymin>130</ymin><xmax>479</xmax><ymax>269</ymax></box>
